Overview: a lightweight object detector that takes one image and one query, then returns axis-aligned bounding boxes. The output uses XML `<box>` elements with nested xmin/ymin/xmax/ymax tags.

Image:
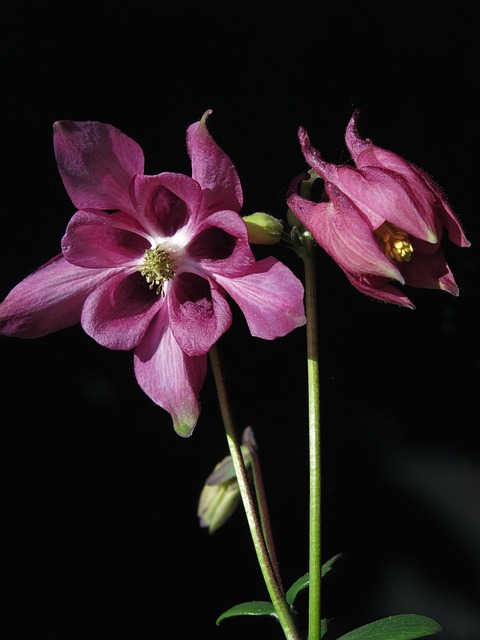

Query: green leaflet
<box><xmin>336</xmin><ymin>614</ymin><xmax>443</xmax><ymax>640</ymax></box>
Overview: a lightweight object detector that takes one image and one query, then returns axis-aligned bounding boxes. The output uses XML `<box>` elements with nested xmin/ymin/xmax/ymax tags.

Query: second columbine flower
<box><xmin>287</xmin><ymin>110</ymin><xmax>470</xmax><ymax>308</ymax></box>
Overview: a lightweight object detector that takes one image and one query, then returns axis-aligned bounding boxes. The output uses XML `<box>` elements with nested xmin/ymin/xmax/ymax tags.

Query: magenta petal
<box><xmin>186</xmin><ymin>111</ymin><xmax>243</xmax><ymax>217</ymax></box>
<box><xmin>345</xmin><ymin>272</ymin><xmax>415</xmax><ymax>309</ymax></box>
<box><xmin>288</xmin><ymin>189</ymin><xmax>402</xmax><ymax>281</ymax></box>
<box><xmin>54</xmin><ymin>120</ymin><xmax>144</xmax><ymax>213</ymax></box>
<box><xmin>81</xmin><ymin>271</ymin><xmax>162</xmax><ymax>350</ymax></box>
<box><xmin>168</xmin><ymin>273</ymin><xmax>232</xmax><ymax>356</ymax></box>
<box><xmin>215</xmin><ymin>257</ymin><xmax>306</xmax><ymax>339</ymax></box>
<box><xmin>62</xmin><ymin>209</ymin><xmax>149</xmax><ymax>268</ymax></box>
<box><xmin>130</xmin><ymin>173</ymin><xmax>202</xmax><ymax>237</ymax></box>
<box><xmin>401</xmin><ymin>251</ymin><xmax>459</xmax><ymax>295</ymax></box>
<box><xmin>188</xmin><ymin>210</ymin><xmax>254</xmax><ymax>276</ymax></box>
<box><xmin>345</xmin><ymin>110</ymin><xmax>470</xmax><ymax>248</ymax></box>
<box><xmin>134</xmin><ymin>307</ymin><xmax>207</xmax><ymax>436</ymax></box>
<box><xmin>0</xmin><ymin>254</ymin><xmax>116</xmax><ymax>338</ymax></box>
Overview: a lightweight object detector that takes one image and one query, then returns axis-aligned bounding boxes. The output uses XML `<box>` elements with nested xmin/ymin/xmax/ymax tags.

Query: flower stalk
<box><xmin>208</xmin><ymin>344</ymin><xmax>301</xmax><ymax>640</ymax></box>
<box><xmin>301</xmin><ymin>231</ymin><xmax>322</xmax><ymax>639</ymax></box>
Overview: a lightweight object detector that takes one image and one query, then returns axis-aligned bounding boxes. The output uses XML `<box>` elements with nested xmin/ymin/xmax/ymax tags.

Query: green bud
<box><xmin>243</xmin><ymin>212</ymin><xmax>284</xmax><ymax>245</ymax></box>
<box><xmin>197</xmin><ymin>445</ymin><xmax>252</xmax><ymax>534</ymax></box>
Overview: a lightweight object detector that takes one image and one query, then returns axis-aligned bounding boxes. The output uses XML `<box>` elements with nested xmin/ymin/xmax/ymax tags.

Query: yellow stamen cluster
<box><xmin>374</xmin><ymin>222</ymin><xmax>414</xmax><ymax>263</ymax></box>
<box><xmin>138</xmin><ymin>246</ymin><xmax>176</xmax><ymax>295</ymax></box>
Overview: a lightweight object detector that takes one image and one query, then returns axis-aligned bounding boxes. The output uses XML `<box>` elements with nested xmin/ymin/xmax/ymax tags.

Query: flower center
<box><xmin>374</xmin><ymin>222</ymin><xmax>414</xmax><ymax>263</ymax></box>
<box><xmin>138</xmin><ymin>245</ymin><xmax>176</xmax><ymax>296</ymax></box>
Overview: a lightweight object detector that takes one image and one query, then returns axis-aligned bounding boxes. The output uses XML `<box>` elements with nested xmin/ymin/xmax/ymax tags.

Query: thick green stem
<box><xmin>301</xmin><ymin>234</ymin><xmax>321</xmax><ymax>639</ymax></box>
<box><xmin>209</xmin><ymin>344</ymin><xmax>301</xmax><ymax>640</ymax></box>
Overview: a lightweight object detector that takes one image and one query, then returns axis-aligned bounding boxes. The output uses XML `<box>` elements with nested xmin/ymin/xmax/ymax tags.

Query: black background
<box><xmin>1</xmin><ymin>2</ymin><xmax>479</xmax><ymax>639</ymax></box>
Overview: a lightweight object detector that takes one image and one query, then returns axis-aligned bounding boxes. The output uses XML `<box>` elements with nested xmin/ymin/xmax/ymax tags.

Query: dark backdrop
<box><xmin>1</xmin><ymin>2</ymin><xmax>479</xmax><ymax>639</ymax></box>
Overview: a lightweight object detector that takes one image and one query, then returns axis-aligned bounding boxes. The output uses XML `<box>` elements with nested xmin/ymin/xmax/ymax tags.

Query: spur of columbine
<box><xmin>0</xmin><ymin>111</ymin><xmax>306</xmax><ymax>435</ymax></box>
<box><xmin>287</xmin><ymin>109</ymin><xmax>470</xmax><ymax>308</ymax></box>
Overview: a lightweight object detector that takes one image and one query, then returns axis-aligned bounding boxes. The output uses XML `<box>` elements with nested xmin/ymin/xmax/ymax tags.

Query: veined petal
<box><xmin>335</xmin><ymin>165</ymin><xmax>439</xmax><ymax>242</ymax></box>
<box><xmin>187</xmin><ymin>209</ymin><xmax>255</xmax><ymax>277</ymax></box>
<box><xmin>400</xmin><ymin>250</ymin><xmax>459</xmax><ymax>295</ymax></box>
<box><xmin>186</xmin><ymin>110</ymin><xmax>243</xmax><ymax>217</ymax></box>
<box><xmin>54</xmin><ymin>120</ymin><xmax>144</xmax><ymax>214</ymax></box>
<box><xmin>62</xmin><ymin>209</ymin><xmax>149</xmax><ymax>268</ymax></box>
<box><xmin>345</xmin><ymin>272</ymin><xmax>415</xmax><ymax>309</ymax></box>
<box><xmin>130</xmin><ymin>173</ymin><xmax>202</xmax><ymax>238</ymax></box>
<box><xmin>345</xmin><ymin>110</ymin><xmax>470</xmax><ymax>247</ymax></box>
<box><xmin>214</xmin><ymin>257</ymin><xmax>306</xmax><ymax>339</ymax></box>
<box><xmin>168</xmin><ymin>273</ymin><xmax>232</xmax><ymax>356</ymax></box>
<box><xmin>134</xmin><ymin>307</ymin><xmax>207</xmax><ymax>436</ymax></box>
<box><xmin>287</xmin><ymin>188</ymin><xmax>403</xmax><ymax>282</ymax></box>
<box><xmin>81</xmin><ymin>271</ymin><xmax>162</xmax><ymax>350</ymax></box>
<box><xmin>0</xmin><ymin>254</ymin><xmax>117</xmax><ymax>338</ymax></box>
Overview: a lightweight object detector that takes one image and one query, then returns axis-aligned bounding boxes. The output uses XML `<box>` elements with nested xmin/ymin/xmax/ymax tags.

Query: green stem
<box><xmin>209</xmin><ymin>344</ymin><xmax>301</xmax><ymax>640</ymax></box>
<box><xmin>247</xmin><ymin>439</ymin><xmax>284</xmax><ymax>592</ymax></box>
<box><xmin>301</xmin><ymin>233</ymin><xmax>321</xmax><ymax>640</ymax></box>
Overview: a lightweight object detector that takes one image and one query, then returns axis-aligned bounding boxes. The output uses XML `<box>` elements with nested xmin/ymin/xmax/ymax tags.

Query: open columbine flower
<box><xmin>287</xmin><ymin>110</ymin><xmax>470</xmax><ymax>308</ymax></box>
<box><xmin>0</xmin><ymin>111</ymin><xmax>306</xmax><ymax>436</ymax></box>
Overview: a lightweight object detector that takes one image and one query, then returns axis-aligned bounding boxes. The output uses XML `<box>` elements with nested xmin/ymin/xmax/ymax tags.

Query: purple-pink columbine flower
<box><xmin>287</xmin><ymin>110</ymin><xmax>470</xmax><ymax>308</ymax></box>
<box><xmin>0</xmin><ymin>111</ymin><xmax>306</xmax><ymax>436</ymax></box>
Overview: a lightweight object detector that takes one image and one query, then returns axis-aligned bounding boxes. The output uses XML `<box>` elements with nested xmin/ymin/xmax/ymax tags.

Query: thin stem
<box><xmin>301</xmin><ymin>234</ymin><xmax>322</xmax><ymax>640</ymax></box>
<box><xmin>209</xmin><ymin>344</ymin><xmax>301</xmax><ymax>640</ymax></box>
<box><xmin>247</xmin><ymin>440</ymin><xmax>284</xmax><ymax>592</ymax></box>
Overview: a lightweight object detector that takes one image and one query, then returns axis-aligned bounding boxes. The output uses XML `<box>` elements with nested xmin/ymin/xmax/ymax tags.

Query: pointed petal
<box><xmin>168</xmin><ymin>273</ymin><xmax>232</xmax><ymax>356</ymax></box>
<box><xmin>401</xmin><ymin>250</ymin><xmax>459</xmax><ymax>295</ymax></box>
<box><xmin>345</xmin><ymin>271</ymin><xmax>415</xmax><ymax>309</ymax></box>
<box><xmin>134</xmin><ymin>307</ymin><xmax>207</xmax><ymax>436</ymax></box>
<box><xmin>81</xmin><ymin>271</ymin><xmax>162</xmax><ymax>350</ymax></box>
<box><xmin>214</xmin><ymin>257</ymin><xmax>306</xmax><ymax>339</ymax></box>
<box><xmin>0</xmin><ymin>255</ymin><xmax>115</xmax><ymax>338</ymax></box>
<box><xmin>62</xmin><ymin>209</ymin><xmax>149</xmax><ymax>268</ymax></box>
<box><xmin>186</xmin><ymin>110</ymin><xmax>243</xmax><ymax>216</ymax></box>
<box><xmin>54</xmin><ymin>120</ymin><xmax>144</xmax><ymax>213</ymax></box>
<box><xmin>288</xmin><ymin>188</ymin><xmax>403</xmax><ymax>282</ymax></box>
<box><xmin>345</xmin><ymin>110</ymin><xmax>470</xmax><ymax>247</ymax></box>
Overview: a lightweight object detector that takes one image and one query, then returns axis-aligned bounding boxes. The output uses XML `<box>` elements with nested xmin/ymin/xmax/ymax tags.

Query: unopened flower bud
<box><xmin>198</xmin><ymin>445</ymin><xmax>252</xmax><ymax>534</ymax></box>
<box><xmin>243</xmin><ymin>212</ymin><xmax>284</xmax><ymax>244</ymax></box>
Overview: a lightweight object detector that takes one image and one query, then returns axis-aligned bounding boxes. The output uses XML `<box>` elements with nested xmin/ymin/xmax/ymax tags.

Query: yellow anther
<box><xmin>138</xmin><ymin>246</ymin><xmax>176</xmax><ymax>295</ymax></box>
<box><xmin>374</xmin><ymin>222</ymin><xmax>414</xmax><ymax>263</ymax></box>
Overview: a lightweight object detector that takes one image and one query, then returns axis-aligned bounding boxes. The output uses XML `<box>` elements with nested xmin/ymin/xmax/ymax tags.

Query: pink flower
<box><xmin>287</xmin><ymin>110</ymin><xmax>470</xmax><ymax>308</ymax></box>
<box><xmin>0</xmin><ymin>111</ymin><xmax>306</xmax><ymax>436</ymax></box>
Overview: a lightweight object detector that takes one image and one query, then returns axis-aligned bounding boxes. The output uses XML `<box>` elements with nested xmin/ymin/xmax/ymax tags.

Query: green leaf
<box><xmin>322</xmin><ymin>552</ymin><xmax>343</xmax><ymax>577</ymax></box>
<box><xmin>336</xmin><ymin>614</ymin><xmax>443</xmax><ymax>640</ymax></box>
<box><xmin>286</xmin><ymin>573</ymin><xmax>309</xmax><ymax>605</ymax></box>
<box><xmin>216</xmin><ymin>601</ymin><xmax>276</xmax><ymax>625</ymax></box>
<box><xmin>286</xmin><ymin>554</ymin><xmax>343</xmax><ymax>606</ymax></box>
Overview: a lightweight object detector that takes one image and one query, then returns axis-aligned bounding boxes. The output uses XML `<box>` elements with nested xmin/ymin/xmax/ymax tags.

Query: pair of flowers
<box><xmin>0</xmin><ymin>110</ymin><xmax>469</xmax><ymax>435</ymax></box>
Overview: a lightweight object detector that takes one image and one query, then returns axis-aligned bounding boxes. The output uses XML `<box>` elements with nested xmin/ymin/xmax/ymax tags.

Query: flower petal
<box><xmin>187</xmin><ymin>209</ymin><xmax>254</xmax><ymax>277</ymax></box>
<box><xmin>345</xmin><ymin>110</ymin><xmax>470</xmax><ymax>247</ymax></box>
<box><xmin>186</xmin><ymin>110</ymin><xmax>243</xmax><ymax>217</ymax></box>
<box><xmin>214</xmin><ymin>256</ymin><xmax>306</xmax><ymax>339</ymax></box>
<box><xmin>288</xmin><ymin>186</ymin><xmax>402</xmax><ymax>281</ymax></box>
<box><xmin>62</xmin><ymin>209</ymin><xmax>149</xmax><ymax>268</ymax></box>
<box><xmin>134</xmin><ymin>306</ymin><xmax>207</xmax><ymax>436</ymax></box>
<box><xmin>400</xmin><ymin>250</ymin><xmax>459</xmax><ymax>295</ymax></box>
<box><xmin>81</xmin><ymin>271</ymin><xmax>162</xmax><ymax>350</ymax></box>
<box><xmin>344</xmin><ymin>272</ymin><xmax>415</xmax><ymax>309</ymax></box>
<box><xmin>130</xmin><ymin>173</ymin><xmax>202</xmax><ymax>238</ymax></box>
<box><xmin>0</xmin><ymin>254</ymin><xmax>116</xmax><ymax>338</ymax></box>
<box><xmin>298</xmin><ymin>127</ymin><xmax>438</xmax><ymax>243</ymax></box>
<box><xmin>168</xmin><ymin>273</ymin><xmax>232</xmax><ymax>356</ymax></box>
<box><xmin>54</xmin><ymin>120</ymin><xmax>144</xmax><ymax>213</ymax></box>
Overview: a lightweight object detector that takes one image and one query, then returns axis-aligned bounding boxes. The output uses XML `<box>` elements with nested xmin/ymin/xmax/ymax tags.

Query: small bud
<box><xmin>197</xmin><ymin>445</ymin><xmax>252</xmax><ymax>534</ymax></box>
<box><xmin>243</xmin><ymin>212</ymin><xmax>284</xmax><ymax>244</ymax></box>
